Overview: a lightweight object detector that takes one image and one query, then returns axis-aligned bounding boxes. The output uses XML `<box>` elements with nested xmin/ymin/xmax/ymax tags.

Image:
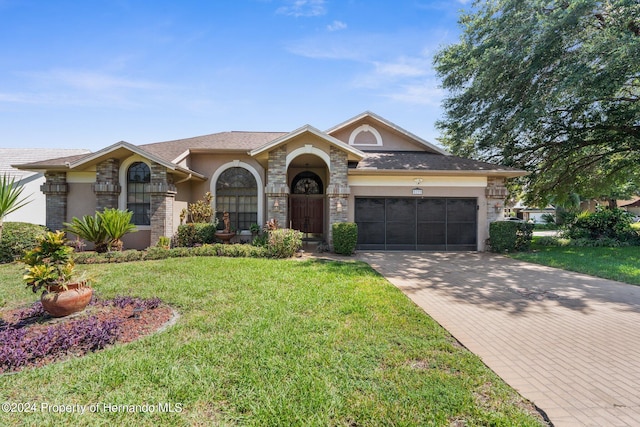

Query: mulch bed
<box><xmin>0</xmin><ymin>296</ymin><xmax>175</xmax><ymax>374</ymax></box>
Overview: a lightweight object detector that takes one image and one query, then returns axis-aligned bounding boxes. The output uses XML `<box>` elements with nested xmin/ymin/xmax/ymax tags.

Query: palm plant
<box><xmin>64</xmin><ymin>208</ymin><xmax>137</xmax><ymax>253</ymax></box>
<box><xmin>0</xmin><ymin>174</ymin><xmax>31</xmax><ymax>242</ymax></box>
<box><xmin>64</xmin><ymin>214</ymin><xmax>109</xmax><ymax>253</ymax></box>
<box><xmin>99</xmin><ymin>208</ymin><xmax>137</xmax><ymax>251</ymax></box>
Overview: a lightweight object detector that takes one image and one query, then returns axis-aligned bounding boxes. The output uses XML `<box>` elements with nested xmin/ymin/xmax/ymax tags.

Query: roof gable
<box><xmin>326</xmin><ymin>111</ymin><xmax>449</xmax><ymax>155</ymax></box>
<box><xmin>249</xmin><ymin>124</ymin><xmax>364</xmax><ymax>160</ymax></box>
<box><xmin>68</xmin><ymin>141</ymin><xmax>205</xmax><ymax>179</ymax></box>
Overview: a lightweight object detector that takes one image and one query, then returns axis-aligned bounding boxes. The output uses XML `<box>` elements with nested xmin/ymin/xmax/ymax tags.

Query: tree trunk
<box><xmin>608</xmin><ymin>199</ymin><xmax>617</xmax><ymax>210</ymax></box>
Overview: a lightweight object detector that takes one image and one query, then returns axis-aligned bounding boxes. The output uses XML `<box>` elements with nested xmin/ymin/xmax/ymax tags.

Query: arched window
<box><xmin>216</xmin><ymin>167</ymin><xmax>257</xmax><ymax>231</ymax></box>
<box><xmin>127</xmin><ymin>162</ymin><xmax>150</xmax><ymax>225</ymax></box>
<box><xmin>291</xmin><ymin>171</ymin><xmax>323</xmax><ymax>195</ymax></box>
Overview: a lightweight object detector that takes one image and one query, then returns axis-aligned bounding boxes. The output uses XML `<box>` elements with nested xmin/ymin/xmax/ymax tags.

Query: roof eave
<box><xmin>13</xmin><ymin>163</ymin><xmax>71</xmax><ymax>172</ymax></box>
<box><xmin>67</xmin><ymin>141</ymin><xmax>206</xmax><ymax>180</ymax></box>
<box><xmin>250</xmin><ymin>125</ymin><xmax>365</xmax><ymax>160</ymax></box>
<box><xmin>349</xmin><ymin>169</ymin><xmax>529</xmax><ymax>178</ymax></box>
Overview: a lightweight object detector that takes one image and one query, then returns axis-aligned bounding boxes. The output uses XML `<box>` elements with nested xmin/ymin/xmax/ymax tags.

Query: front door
<box><xmin>290</xmin><ymin>196</ymin><xmax>324</xmax><ymax>237</ymax></box>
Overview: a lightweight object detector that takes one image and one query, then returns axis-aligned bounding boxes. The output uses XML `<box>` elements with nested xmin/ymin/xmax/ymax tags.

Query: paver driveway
<box><xmin>358</xmin><ymin>252</ymin><xmax>640</xmax><ymax>427</ymax></box>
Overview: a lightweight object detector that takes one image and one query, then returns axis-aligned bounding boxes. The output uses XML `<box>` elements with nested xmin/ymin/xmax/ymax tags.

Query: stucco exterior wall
<box><xmin>122</xmin><ymin>230</ymin><xmax>151</xmax><ymax>250</ymax></box>
<box><xmin>67</xmin><ymin>183</ymin><xmax>96</xmax><ymax>223</ymax></box>
<box><xmin>190</xmin><ymin>154</ymin><xmax>265</xmax><ymax>189</ymax></box>
<box><xmin>285</xmin><ymin>135</ymin><xmax>336</xmax><ymax>155</ymax></box>
<box><xmin>5</xmin><ymin>175</ymin><xmax>46</xmax><ymax>225</ymax></box>
<box><xmin>330</xmin><ymin>120</ymin><xmax>429</xmax><ymax>152</ymax></box>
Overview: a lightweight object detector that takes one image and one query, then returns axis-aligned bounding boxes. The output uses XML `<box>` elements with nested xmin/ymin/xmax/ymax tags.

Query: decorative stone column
<box><xmin>265</xmin><ymin>146</ymin><xmax>289</xmax><ymax>227</ymax></box>
<box><xmin>92</xmin><ymin>158</ymin><xmax>121</xmax><ymax>211</ymax></box>
<box><xmin>485</xmin><ymin>176</ymin><xmax>509</xmax><ymax>228</ymax></box>
<box><xmin>327</xmin><ymin>147</ymin><xmax>350</xmax><ymax>246</ymax></box>
<box><xmin>149</xmin><ymin>163</ymin><xmax>176</xmax><ymax>247</ymax></box>
<box><xmin>41</xmin><ymin>172</ymin><xmax>69</xmax><ymax>232</ymax></box>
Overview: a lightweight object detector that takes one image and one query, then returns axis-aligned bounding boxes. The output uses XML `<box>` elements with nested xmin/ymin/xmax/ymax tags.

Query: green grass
<box><xmin>510</xmin><ymin>238</ymin><xmax>640</xmax><ymax>285</ymax></box>
<box><xmin>1</xmin><ymin>258</ymin><xmax>545</xmax><ymax>426</ymax></box>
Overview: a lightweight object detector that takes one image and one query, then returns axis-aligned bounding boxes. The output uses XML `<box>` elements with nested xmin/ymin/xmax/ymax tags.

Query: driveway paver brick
<box><xmin>358</xmin><ymin>252</ymin><xmax>640</xmax><ymax>427</ymax></box>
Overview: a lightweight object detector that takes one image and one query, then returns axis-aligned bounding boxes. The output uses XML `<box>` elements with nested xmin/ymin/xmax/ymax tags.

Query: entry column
<box><xmin>327</xmin><ymin>146</ymin><xmax>350</xmax><ymax>247</ymax></box>
<box><xmin>265</xmin><ymin>145</ymin><xmax>289</xmax><ymax>227</ymax></box>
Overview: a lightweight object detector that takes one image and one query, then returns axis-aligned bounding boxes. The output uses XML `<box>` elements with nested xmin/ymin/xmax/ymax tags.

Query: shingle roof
<box><xmin>619</xmin><ymin>198</ymin><xmax>640</xmax><ymax>208</ymax></box>
<box><xmin>3</xmin><ymin>148</ymin><xmax>91</xmax><ymax>178</ymax></box>
<box><xmin>355</xmin><ymin>151</ymin><xmax>526</xmax><ymax>174</ymax></box>
<box><xmin>139</xmin><ymin>131</ymin><xmax>288</xmax><ymax>162</ymax></box>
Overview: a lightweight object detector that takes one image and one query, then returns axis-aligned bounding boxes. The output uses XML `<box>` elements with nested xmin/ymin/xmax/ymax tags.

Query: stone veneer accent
<box><xmin>148</xmin><ymin>162</ymin><xmax>176</xmax><ymax>247</ymax></box>
<box><xmin>326</xmin><ymin>146</ymin><xmax>350</xmax><ymax>245</ymax></box>
<box><xmin>265</xmin><ymin>146</ymin><xmax>289</xmax><ymax>227</ymax></box>
<box><xmin>93</xmin><ymin>158</ymin><xmax>121</xmax><ymax>211</ymax></box>
<box><xmin>41</xmin><ymin>172</ymin><xmax>68</xmax><ymax>232</ymax></box>
<box><xmin>485</xmin><ymin>177</ymin><xmax>509</xmax><ymax>230</ymax></box>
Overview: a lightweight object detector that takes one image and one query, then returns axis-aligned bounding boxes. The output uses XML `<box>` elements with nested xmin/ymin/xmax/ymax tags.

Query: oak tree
<box><xmin>434</xmin><ymin>0</ymin><xmax>640</xmax><ymax>206</ymax></box>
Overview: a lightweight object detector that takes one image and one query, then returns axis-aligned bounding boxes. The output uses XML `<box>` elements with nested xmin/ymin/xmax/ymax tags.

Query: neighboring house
<box><xmin>15</xmin><ymin>112</ymin><xmax>526</xmax><ymax>251</ymax></box>
<box><xmin>507</xmin><ymin>201</ymin><xmax>556</xmax><ymax>223</ymax></box>
<box><xmin>1</xmin><ymin>148</ymin><xmax>91</xmax><ymax>225</ymax></box>
<box><xmin>619</xmin><ymin>198</ymin><xmax>640</xmax><ymax>217</ymax></box>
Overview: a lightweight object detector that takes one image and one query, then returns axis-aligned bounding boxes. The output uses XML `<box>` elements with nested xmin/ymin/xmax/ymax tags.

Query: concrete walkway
<box><xmin>357</xmin><ymin>252</ymin><xmax>640</xmax><ymax>427</ymax></box>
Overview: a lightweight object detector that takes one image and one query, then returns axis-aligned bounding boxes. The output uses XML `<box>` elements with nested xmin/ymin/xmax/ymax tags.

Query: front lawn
<box><xmin>0</xmin><ymin>257</ymin><xmax>545</xmax><ymax>426</ymax></box>
<box><xmin>509</xmin><ymin>239</ymin><xmax>640</xmax><ymax>285</ymax></box>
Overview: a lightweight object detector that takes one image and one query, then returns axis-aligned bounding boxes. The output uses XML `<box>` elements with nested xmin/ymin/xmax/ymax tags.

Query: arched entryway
<box><xmin>290</xmin><ymin>171</ymin><xmax>324</xmax><ymax>238</ymax></box>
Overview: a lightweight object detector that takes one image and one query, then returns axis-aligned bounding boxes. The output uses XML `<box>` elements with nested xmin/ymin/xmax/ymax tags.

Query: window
<box><xmin>291</xmin><ymin>171</ymin><xmax>323</xmax><ymax>195</ymax></box>
<box><xmin>127</xmin><ymin>162</ymin><xmax>150</xmax><ymax>225</ymax></box>
<box><xmin>215</xmin><ymin>167</ymin><xmax>257</xmax><ymax>231</ymax></box>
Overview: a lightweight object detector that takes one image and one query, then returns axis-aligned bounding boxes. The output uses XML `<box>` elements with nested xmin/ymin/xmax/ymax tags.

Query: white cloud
<box><xmin>384</xmin><ymin>82</ymin><xmax>444</xmax><ymax>106</ymax></box>
<box><xmin>276</xmin><ymin>0</ymin><xmax>326</xmax><ymax>17</ymax></box>
<box><xmin>327</xmin><ymin>20</ymin><xmax>347</xmax><ymax>32</ymax></box>
<box><xmin>36</xmin><ymin>69</ymin><xmax>163</xmax><ymax>91</ymax></box>
<box><xmin>286</xmin><ymin>30</ymin><xmax>450</xmax><ymax>106</ymax></box>
<box><xmin>374</xmin><ymin>58</ymin><xmax>430</xmax><ymax>78</ymax></box>
<box><xmin>0</xmin><ymin>69</ymin><xmax>168</xmax><ymax>108</ymax></box>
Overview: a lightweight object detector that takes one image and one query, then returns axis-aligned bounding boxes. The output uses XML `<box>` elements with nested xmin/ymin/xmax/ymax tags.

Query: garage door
<box><xmin>355</xmin><ymin>197</ymin><xmax>478</xmax><ymax>251</ymax></box>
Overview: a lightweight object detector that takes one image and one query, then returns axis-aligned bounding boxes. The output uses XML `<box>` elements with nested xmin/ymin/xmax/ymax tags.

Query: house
<box><xmin>619</xmin><ymin>198</ymin><xmax>640</xmax><ymax>217</ymax></box>
<box><xmin>14</xmin><ymin>112</ymin><xmax>527</xmax><ymax>251</ymax></box>
<box><xmin>1</xmin><ymin>148</ymin><xmax>91</xmax><ymax>225</ymax></box>
<box><xmin>506</xmin><ymin>200</ymin><xmax>556</xmax><ymax>223</ymax></box>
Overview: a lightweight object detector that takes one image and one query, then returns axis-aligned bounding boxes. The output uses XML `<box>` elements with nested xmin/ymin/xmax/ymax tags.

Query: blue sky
<box><xmin>0</xmin><ymin>0</ymin><xmax>469</xmax><ymax>151</ymax></box>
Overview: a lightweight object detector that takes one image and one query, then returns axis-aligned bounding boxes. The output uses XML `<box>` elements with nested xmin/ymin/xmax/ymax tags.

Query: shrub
<box><xmin>562</xmin><ymin>207</ymin><xmax>636</xmax><ymax>242</ymax></box>
<box><xmin>144</xmin><ymin>243</ymin><xmax>268</xmax><ymax>261</ymax></box>
<box><xmin>64</xmin><ymin>209</ymin><xmax>137</xmax><ymax>252</ymax></box>
<box><xmin>568</xmin><ymin>237</ymin><xmax>631</xmax><ymax>247</ymax></box>
<box><xmin>157</xmin><ymin>236</ymin><xmax>171</xmax><ymax>249</ymax></box>
<box><xmin>489</xmin><ymin>221</ymin><xmax>534</xmax><ymax>253</ymax></box>
<box><xmin>252</xmin><ymin>232</ymin><xmax>269</xmax><ymax>247</ymax></box>
<box><xmin>64</xmin><ymin>213</ymin><xmax>109</xmax><ymax>253</ymax></box>
<box><xmin>98</xmin><ymin>208</ymin><xmax>137</xmax><ymax>251</ymax></box>
<box><xmin>540</xmin><ymin>213</ymin><xmax>556</xmax><ymax>224</ymax></box>
<box><xmin>0</xmin><ymin>222</ymin><xmax>47</xmax><ymax>263</ymax></box>
<box><xmin>332</xmin><ymin>222</ymin><xmax>358</xmax><ymax>255</ymax></box>
<box><xmin>267</xmin><ymin>229</ymin><xmax>303</xmax><ymax>258</ymax></box>
<box><xmin>536</xmin><ymin>236</ymin><xmax>560</xmax><ymax>246</ymax></box>
<box><xmin>174</xmin><ymin>223</ymin><xmax>218</xmax><ymax>247</ymax></box>
<box><xmin>182</xmin><ymin>192</ymin><xmax>215</xmax><ymax>224</ymax></box>
<box><xmin>22</xmin><ymin>231</ymin><xmax>79</xmax><ymax>293</ymax></box>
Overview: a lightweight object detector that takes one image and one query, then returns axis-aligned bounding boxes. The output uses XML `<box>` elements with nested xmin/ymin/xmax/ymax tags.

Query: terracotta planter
<box><xmin>41</xmin><ymin>282</ymin><xmax>93</xmax><ymax>317</ymax></box>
